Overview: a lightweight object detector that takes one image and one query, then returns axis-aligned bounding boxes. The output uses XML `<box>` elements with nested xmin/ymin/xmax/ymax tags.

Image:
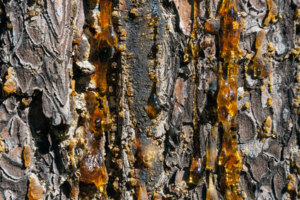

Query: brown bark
<box><xmin>0</xmin><ymin>0</ymin><xmax>298</xmax><ymax>199</ymax></box>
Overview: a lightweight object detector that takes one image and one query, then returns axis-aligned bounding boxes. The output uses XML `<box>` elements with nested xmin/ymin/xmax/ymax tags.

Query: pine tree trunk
<box><xmin>0</xmin><ymin>0</ymin><xmax>298</xmax><ymax>199</ymax></box>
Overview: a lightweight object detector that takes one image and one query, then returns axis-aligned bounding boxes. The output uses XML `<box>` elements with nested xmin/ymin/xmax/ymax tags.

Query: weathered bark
<box><xmin>0</xmin><ymin>0</ymin><xmax>298</xmax><ymax>199</ymax></box>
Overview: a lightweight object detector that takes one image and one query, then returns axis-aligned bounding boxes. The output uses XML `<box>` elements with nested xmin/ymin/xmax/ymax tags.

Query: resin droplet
<box><xmin>97</xmin><ymin>0</ymin><xmax>118</xmax><ymax>47</ymax></box>
<box><xmin>91</xmin><ymin>63</ymin><xmax>108</xmax><ymax>95</ymax></box>
<box><xmin>22</xmin><ymin>97</ymin><xmax>32</xmax><ymax>107</ymax></box>
<box><xmin>263</xmin><ymin>116</ymin><xmax>272</xmax><ymax>134</ymax></box>
<box><xmin>80</xmin><ymin>150</ymin><xmax>108</xmax><ymax>188</ymax></box>
<box><xmin>27</xmin><ymin>175</ymin><xmax>45</xmax><ymax>200</ymax></box>
<box><xmin>0</xmin><ymin>141</ymin><xmax>4</xmax><ymax>152</ymax></box>
<box><xmin>253</xmin><ymin>29</ymin><xmax>267</xmax><ymax>78</ymax></box>
<box><xmin>3</xmin><ymin>67</ymin><xmax>17</xmax><ymax>95</ymax></box>
<box><xmin>263</xmin><ymin>0</ymin><xmax>278</xmax><ymax>26</ymax></box>
<box><xmin>189</xmin><ymin>157</ymin><xmax>203</xmax><ymax>185</ymax></box>
<box><xmin>287</xmin><ymin>173</ymin><xmax>297</xmax><ymax>193</ymax></box>
<box><xmin>255</xmin><ymin>29</ymin><xmax>267</xmax><ymax>49</ymax></box>
<box><xmin>23</xmin><ymin>145</ymin><xmax>33</xmax><ymax>168</ymax></box>
<box><xmin>86</xmin><ymin>94</ymin><xmax>112</xmax><ymax>135</ymax></box>
<box><xmin>146</xmin><ymin>86</ymin><xmax>161</xmax><ymax>119</ymax></box>
<box><xmin>76</xmin><ymin>0</ymin><xmax>116</xmax><ymax>198</ymax></box>
<box><xmin>106</xmin><ymin>25</ymin><xmax>118</xmax><ymax>47</ymax></box>
<box><xmin>89</xmin><ymin>63</ymin><xmax>113</xmax><ymax>133</ymax></box>
<box><xmin>99</xmin><ymin>95</ymin><xmax>112</xmax><ymax>132</ymax></box>
<box><xmin>205</xmin><ymin>0</ymin><xmax>245</xmax><ymax>199</ymax></box>
<box><xmin>101</xmin><ymin>117</ymin><xmax>112</xmax><ymax>132</ymax></box>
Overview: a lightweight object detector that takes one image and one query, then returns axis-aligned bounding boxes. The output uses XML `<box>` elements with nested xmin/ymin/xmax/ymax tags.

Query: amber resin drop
<box><xmin>27</xmin><ymin>175</ymin><xmax>44</xmax><ymax>200</ymax></box>
<box><xmin>187</xmin><ymin>0</ymin><xmax>204</xmax><ymax>186</ymax></box>
<box><xmin>146</xmin><ymin>85</ymin><xmax>161</xmax><ymax>119</ymax></box>
<box><xmin>23</xmin><ymin>145</ymin><xmax>33</xmax><ymax>168</ymax></box>
<box><xmin>3</xmin><ymin>67</ymin><xmax>17</xmax><ymax>95</ymax></box>
<box><xmin>75</xmin><ymin>0</ymin><xmax>118</xmax><ymax>197</ymax></box>
<box><xmin>80</xmin><ymin>150</ymin><xmax>108</xmax><ymax>188</ymax></box>
<box><xmin>189</xmin><ymin>157</ymin><xmax>203</xmax><ymax>185</ymax></box>
<box><xmin>263</xmin><ymin>0</ymin><xmax>278</xmax><ymax>26</ymax></box>
<box><xmin>204</xmin><ymin>0</ymin><xmax>245</xmax><ymax>199</ymax></box>
<box><xmin>97</xmin><ymin>0</ymin><xmax>118</xmax><ymax>47</ymax></box>
<box><xmin>253</xmin><ymin>29</ymin><xmax>268</xmax><ymax>78</ymax></box>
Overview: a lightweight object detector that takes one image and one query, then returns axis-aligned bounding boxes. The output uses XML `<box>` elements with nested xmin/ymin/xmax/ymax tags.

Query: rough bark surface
<box><xmin>0</xmin><ymin>0</ymin><xmax>298</xmax><ymax>199</ymax></box>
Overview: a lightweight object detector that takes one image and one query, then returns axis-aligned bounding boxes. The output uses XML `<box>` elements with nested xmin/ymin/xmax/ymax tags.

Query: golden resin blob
<box><xmin>205</xmin><ymin>0</ymin><xmax>245</xmax><ymax>199</ymax></box>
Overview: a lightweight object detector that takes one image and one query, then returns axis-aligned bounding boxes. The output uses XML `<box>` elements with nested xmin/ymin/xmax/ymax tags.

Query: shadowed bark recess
<box><xmin>0</xmin><ymin>0</ymin><xmax>298</xmax><ymax>199</ymax></box>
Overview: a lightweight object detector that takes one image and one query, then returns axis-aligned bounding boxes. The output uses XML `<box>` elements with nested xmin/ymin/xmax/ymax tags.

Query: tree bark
<box><xmin>0</xmin><ymin>0</ymin><xmax>298</xmax><ymax>199</ymax></box>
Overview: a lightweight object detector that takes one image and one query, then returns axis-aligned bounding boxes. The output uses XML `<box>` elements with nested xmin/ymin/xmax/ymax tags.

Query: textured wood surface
<box><xmin>0</xmin><ymin>0</ymin><xmax>298</xmax><ymax>199</ymax></box>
